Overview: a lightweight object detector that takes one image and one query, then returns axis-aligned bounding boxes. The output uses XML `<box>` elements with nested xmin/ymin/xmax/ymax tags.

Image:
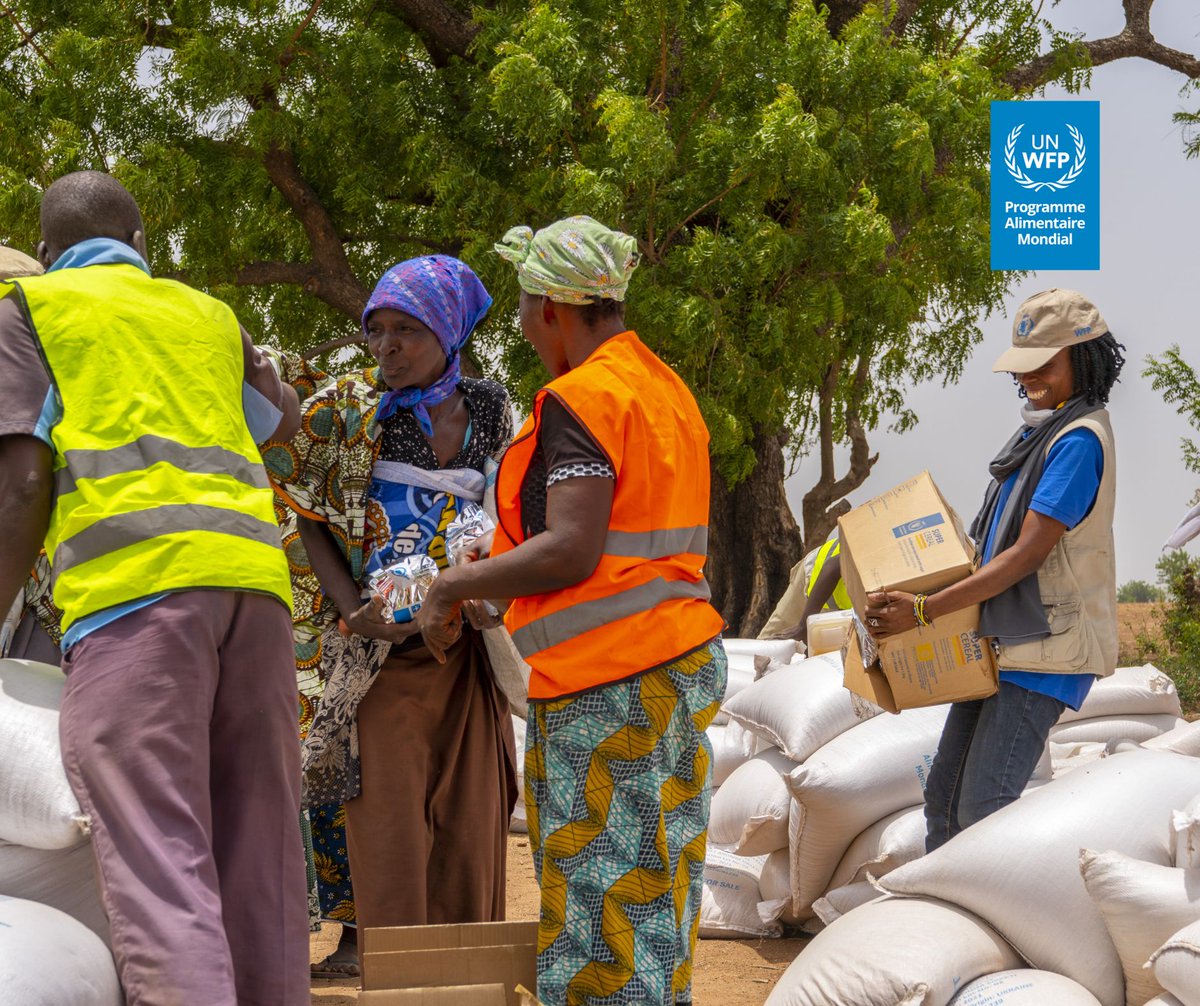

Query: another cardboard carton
<box><xmin>358</xmin><ymin>985</ymin><xmax>507</xmax><ymax>1005</ymax></box>
<box><xmin>838</xmin><ymin>471</ymin><xmax>997</xmax><ymax>712</ymax></box>
<box><xmin>362</xmin><ymin>921</ymin><xmax>537</xmax><ymax>1006</ymax></box>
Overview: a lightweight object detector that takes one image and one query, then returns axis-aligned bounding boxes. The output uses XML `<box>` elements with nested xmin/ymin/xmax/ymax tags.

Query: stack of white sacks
<box><xmin>697</xmin><ymin>647</ymin><xmax>1197</xmax><ymax>961</ymax></box>
<box><xmin>0</xmin><ymin>659</ymin><xmax>120</xmax><ymax>1005</ymax></box>
<box><xmin>689</xmin><ymin>643</ymin><xmax>1200</xmax><ymax>1006</ymax></box>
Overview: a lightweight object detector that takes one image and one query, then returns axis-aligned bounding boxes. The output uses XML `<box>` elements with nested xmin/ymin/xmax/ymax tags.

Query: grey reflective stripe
<box><xmin>55</xmin><ymin>435</ymin><xmax>269</xmax><ymax>498</ymax></box>
<box><xmin>510</xmin><ymin>576</ymin><xmax>712</xmax><ymax>657</ymax></box>
<box><xmin>53</xmin><ymin>503</ymin><xmax>282</xmax><ymax>577</ymax></box>
<box><xmin>604</xmin><ymin>525</ymin><xmax>708</xmax><ymax>559</ymax></box>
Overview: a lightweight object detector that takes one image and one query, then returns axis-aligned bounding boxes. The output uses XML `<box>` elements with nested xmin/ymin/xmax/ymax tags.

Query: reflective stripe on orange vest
<box><xmin>492</xmin><ymin>330</ymin><xmax>724</xmax><ymax>700</ymax></box>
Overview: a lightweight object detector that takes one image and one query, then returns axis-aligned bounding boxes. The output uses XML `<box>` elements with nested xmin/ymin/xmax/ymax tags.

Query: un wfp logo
<box><xmin>1004</xmin><ymin>124</ymin><xmax>1086</xmax><ymax>192</ymax></box>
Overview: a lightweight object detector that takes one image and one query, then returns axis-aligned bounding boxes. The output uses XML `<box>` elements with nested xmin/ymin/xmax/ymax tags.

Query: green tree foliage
<box><xmin>1145</xmin><ymin>345</ymin><xmax>1200</xmax><ymax>477</ymax></box>
<box><xmin>1154</xmin><ymin>551</ymin><xmax>1200</xmax><ymax>715</ymax></box>
<box><xmin>2</xmin><ymin>0</ymin><xmax>1197</xmax><ymax>631</ymax></box>
<box><xmin>1117</xmin><ymin>579</ymin><xmax>1164</xmax><ymax>604</ymax></box>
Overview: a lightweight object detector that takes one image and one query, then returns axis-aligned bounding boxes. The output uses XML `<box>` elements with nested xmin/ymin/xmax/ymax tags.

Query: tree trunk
<box><xmin>707</xmin><ymin>427</ymin><xmax>804</xmax><ymax>638</ymax></box>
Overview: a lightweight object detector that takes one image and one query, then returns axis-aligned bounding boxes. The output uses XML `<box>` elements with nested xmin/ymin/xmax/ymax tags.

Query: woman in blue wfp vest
<box><xmin>865</xmin><ymin>289</ymin><xmax>1124</xmax><ymax>851</ymax></box>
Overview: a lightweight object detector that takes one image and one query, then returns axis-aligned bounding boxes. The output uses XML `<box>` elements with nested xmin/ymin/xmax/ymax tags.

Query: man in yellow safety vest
<box><xmin>0</xmin><ymin>172</ymin><xmax>308</xmax><ymax>1005</ymax></box>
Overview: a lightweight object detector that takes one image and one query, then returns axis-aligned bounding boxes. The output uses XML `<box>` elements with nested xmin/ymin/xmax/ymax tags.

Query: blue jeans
<box><xmin>924</xmin><ymin>681</ymin><xmax>1064</xmax><ymax>853</ymax></box>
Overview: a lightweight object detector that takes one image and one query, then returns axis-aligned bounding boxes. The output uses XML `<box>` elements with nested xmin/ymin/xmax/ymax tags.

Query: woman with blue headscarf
<box><xmin>265</xmin><ymin>256</ymin><xmax>518</xmax><ymax>953</ymax></box>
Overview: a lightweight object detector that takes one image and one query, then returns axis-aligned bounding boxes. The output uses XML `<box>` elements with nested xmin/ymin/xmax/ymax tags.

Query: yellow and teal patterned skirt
<box><xmin>525</xmin><ymin>638</ymin><xmax>727</xmax><ymax>1006</ymax></box>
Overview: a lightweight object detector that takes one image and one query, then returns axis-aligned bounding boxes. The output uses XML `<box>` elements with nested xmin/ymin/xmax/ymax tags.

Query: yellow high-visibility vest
<box><xmin>6</xmin><ymin>263</ymin><xmax>291</xmax><ymax>633</ymax></box>
<box><xmin>806</xmin><ymin>538</ymin><xmax>851</xmax><ymax>611</ymax></box>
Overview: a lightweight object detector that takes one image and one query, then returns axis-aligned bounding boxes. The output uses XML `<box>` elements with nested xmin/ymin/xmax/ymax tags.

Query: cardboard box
<box><xmin>358</xmin><ymin>985</ymin><xmax>507</xmax><ymax>1004</ymax></box>
<box><xmin>841</xmin><ymin>603</ymin><xmax>998</xmax><ymax>712</ymax></box>
<box><xmin>838</xmin><ymin>471</ymin><xmax>975</xmax><ymax>613</ymax></box>
<box><xmin>838</xmin><ymin>471</ymin><xmax>997</xmax><ymax>712</ymax></box>
<box><xmin>362</xmin><ymin>921</ymin><xmax>538</xmax><ymax>1006</ymax></box>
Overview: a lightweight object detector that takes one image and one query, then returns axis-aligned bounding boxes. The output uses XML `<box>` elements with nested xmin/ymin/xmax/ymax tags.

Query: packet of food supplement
<box><xmin>366</xmin><ymin>554</ymin><xmax>439</xmax><ymax>622</ymax></box>
<box><xmin>445</xmin><ymin>501</ymin><xmax>495</xmax><ymax>566</ymax></box>
<box><xmin>445</xmin><ymin>502</ymin><xmax>501</xmax><ymax>621</ymax></box>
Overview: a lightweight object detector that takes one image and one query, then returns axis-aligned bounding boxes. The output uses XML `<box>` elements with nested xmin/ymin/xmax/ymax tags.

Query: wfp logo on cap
<box><xmin>892</xmin><ymin>514</ymin><xmax>945</xmax><ymax>539</ymax></box>
<box><xmin>1075</xmin><ymin>326</ymin><xmax>1092</xmax><ymax>337</ymax></box>
<box><xmin>1017</xmin><ymin>314</ymin><xmax>1034</xmax><ymax>338</ymax></box>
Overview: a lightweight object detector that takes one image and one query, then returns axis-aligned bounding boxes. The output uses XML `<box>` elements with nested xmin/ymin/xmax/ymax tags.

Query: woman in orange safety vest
<box><xmin>418</xmin><ymin>216</ymin><xmax>727</xmax><ymax>1006</ymax></box>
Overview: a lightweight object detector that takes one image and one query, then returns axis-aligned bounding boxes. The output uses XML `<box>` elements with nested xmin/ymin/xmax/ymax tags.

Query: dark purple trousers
<box><xmin>59</xmin><ymin>590</ymin><xmax>309</xmax><ymax>1006</ymax></box>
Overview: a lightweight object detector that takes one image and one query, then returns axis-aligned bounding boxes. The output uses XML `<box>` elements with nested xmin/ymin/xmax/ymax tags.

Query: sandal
<box><xmin>310</xmin><ymin>953</ymin><xmax>360</xmax><ymax>981</ymax></box>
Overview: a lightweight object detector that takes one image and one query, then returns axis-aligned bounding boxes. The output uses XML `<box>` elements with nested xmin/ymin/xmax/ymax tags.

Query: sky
<box><xmin>786</xmin><ymin>0</ymin><xmax>1200</xmax><ymax>587</ymax></box>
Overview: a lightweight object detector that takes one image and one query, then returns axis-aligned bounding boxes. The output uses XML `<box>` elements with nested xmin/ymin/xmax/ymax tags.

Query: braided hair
<box><xmin>1012</xmin><ymin>332</ymin><xmax>1126</xmax><ymax>405</ymax></box>
<box><xmin>1070</xmin><ymin>332</ymin><xmax>1126</xmax><ymax>405</ymax></box>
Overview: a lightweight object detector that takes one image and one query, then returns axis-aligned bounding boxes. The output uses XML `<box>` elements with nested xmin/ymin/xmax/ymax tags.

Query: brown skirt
<box><xmin>345</xmin><ymin>629</ymin><xmax>517</xmax><ymax>930</ymax></box>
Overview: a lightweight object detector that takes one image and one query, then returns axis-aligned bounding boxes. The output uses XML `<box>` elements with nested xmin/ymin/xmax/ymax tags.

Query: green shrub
<box><xmin>1155</xmin><ymin>552</ymin><xmax>1200</xmax><ymax>717</ymax></box>
<box><xmin>1117</xmin><ymin>579</ymin><xmax>1165</xmax><ymax>603</ymax></box>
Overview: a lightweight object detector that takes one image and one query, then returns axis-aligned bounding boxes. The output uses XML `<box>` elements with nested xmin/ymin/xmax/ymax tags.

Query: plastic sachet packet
<box><xmin>367</xmin><ymin>554</ymin><xmax>439</xmax><ymax>623</ymax></box>
<box><xmin>445</xmin><ymin>501</ymin><xmax>495</xmax><ymax>566</ymax></box>
<box><xmin>445</xmin><ymin>502</ymin><xmax>501</xmax><ymax>622</ymax></box>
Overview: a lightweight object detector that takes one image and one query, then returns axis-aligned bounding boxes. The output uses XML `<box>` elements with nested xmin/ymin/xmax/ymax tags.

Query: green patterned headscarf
<box><xmin>494</xmin><ymin>215</ymin><xmax>640</xmax><ymax>305</ymax></box>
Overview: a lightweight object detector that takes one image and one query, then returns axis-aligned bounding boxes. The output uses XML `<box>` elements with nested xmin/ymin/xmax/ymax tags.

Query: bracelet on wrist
<box><xmin>913</xmin><ymin>593</ymin><xmax>933</xmax><ymax>628</ymax></box>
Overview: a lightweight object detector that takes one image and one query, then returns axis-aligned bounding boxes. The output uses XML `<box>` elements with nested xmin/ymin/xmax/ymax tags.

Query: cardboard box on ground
<box><xmin>837</xmin><ymin>471</ymin><xmax>997</xmax><ymax>713</ymax></box>
<box><xmin>361</xmin><ymin>921</ymin><xmax>540</xmax><ymax>1006</ymax></box>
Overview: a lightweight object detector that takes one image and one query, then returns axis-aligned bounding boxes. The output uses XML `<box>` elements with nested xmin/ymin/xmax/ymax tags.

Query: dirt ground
<box><xmin>310</xmin><ymin>834</ymin><xmax>808</xmax><ymax>1004</ymax></box>
<box><xmin>1117</xmin><ymin>601</ymin><xmax>1167</xmax><ymax>661</ymax></box>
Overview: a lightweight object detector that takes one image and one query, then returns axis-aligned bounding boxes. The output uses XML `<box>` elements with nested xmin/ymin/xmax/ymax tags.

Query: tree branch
<box><xmin>801</xmin><ymin>353</ymin><xmax>878</xmax><ymax>545</ymax></box>
<box><xmin>235</xmin><ymin>261</ymin><xmax>316</xmax><ymax>286</ymax></box>
<box><xmin>1006</xmin><ymin>0</ymin><xmax>1200</xmax><ymax>91</ymax></box>
<box><xmin>381</xmin><ymin>0</ymin><xmax>479</xmax><ymax>63</ymax></box>
<box><xmin>261</xmin><ymin>145</ymin><xmax>371</xmax><ymax>319</ymax></box>
<box><xmin>302</xmin><ymin>334</ymin><xmax>365</xmax><ymax>359</ymax></box>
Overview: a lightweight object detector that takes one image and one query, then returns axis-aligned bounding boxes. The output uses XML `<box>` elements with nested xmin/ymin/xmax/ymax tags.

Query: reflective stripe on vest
<box><xmin>54</xmin><ymin>434</ymin><xmax>269</xmax><ymax>498</ymax></box>
<box><xmin>8</xmin><ymin>265</ymin><xmax>291</xmax><ymax>630</ymax></box>
<box><xmin>604</xmin><ymin>525</ymin><xmax>708</xmax><ymax>559</ymax></box>
<box><xmin>52</xmin><ymin>504</ymin><xmax>283</xmax><ymax>581</ymax></box>
<box><xmin>511</xmin><ymin>575</ymin><xmax>711</xmax><ymax>657</ymax></box>
<box><xmin>492</xmin><ymin>331</ymin><xmax>724</xmax><ymax>699</ymax></box>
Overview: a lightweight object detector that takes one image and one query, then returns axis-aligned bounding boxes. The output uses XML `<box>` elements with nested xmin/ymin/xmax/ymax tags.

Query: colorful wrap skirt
<box><xmin>525</xmin><ymin>638</ymin><xmax>727</xmax><ymax>1006</ymax></box>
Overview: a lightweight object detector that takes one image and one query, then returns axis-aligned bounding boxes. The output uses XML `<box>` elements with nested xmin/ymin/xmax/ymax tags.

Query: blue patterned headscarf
<box><xmin>363</xmin><ymin>255</ymin><xmax>493</xmax><ymax>436</ymax></box>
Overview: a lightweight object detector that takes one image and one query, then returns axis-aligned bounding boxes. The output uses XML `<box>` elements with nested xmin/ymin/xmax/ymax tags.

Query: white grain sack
<box><xmin>784</xmin><ymin>704</ymin><xmax>948</xmax><ymax>919</ymax></box>
<box><xmin>509</xmin><ymin>714</ymin><xmax>527</xmax><ymax>834</ymax></box>
<box><xmin>879</xmin><ymin>750</ymin><xmax>1200</xmax><ymax>1006</ymax></box>
<box><xmin>698</xmin><ymin>846</ymin><xmax>780</xmax><ymax>939</ymax></box>
<box><xmin>948</xmin><ymin>970</ymin><xmax>1102</xmax><ymax>1005</ymax></box>
<box><xmin>826</xmin><ymin>805</ymin><xmax>927</xmax><ymax>893</ymax></box>
<box><xmin>1149</xmin><ymin>918</ymin><xmax>1200</xmax><ymax>1006</ymax></box>
<box><xmin>0</xmin><ymin>660</ymin><xmax>88</xmax><ymax>849</ymax></box>
<box><xmin>721</xmin><ymin>652</ymin><xmax>875</xmax><ymax>762</ymax></box>
<box><xmin>810</xmin><ymin>881</ymin><xmax>881</xmax><ymax>926</ymax></box>
<box><xmin>708</xmin><ymin>748</ymin><xmax>794</xmax><ymax>856</ymax></box>
<box><xmin>0</xmin><ymin>896</ymin><xmax>120</xmax><ymax>1006</ymax></box>
<box><xmin>763</xmin><ymin>895</ymin><xmax>1022</xmax><ymax>1006</ymax></box>
<box><xmin>1049</xmin><ymin>713</ymin><xmax>1184</xmax><ymax>746</ymax></box>
<box><xmin>722</xmin><ymin>638</ymin><xmax>798</xmax><ymax>665</ymax></box>
<box><xmin>1080</xmin><ymin>850</ymin><xmax>1200</xmax><ymax>1006</ymax></box>
<box><xmin>1057</xmin><ymin>665</ymin><xmax>1181</xmax><ymax>724</ymax></box>
<box><xmin>714</xmin><ymin>653</ymin><xmax>760</xmax><ymax>725</ymax></box>
<box><xmin>708</xmin><ymin>721</ymin><xmax>759</xmax><ymax>789</ymax></box>
<box><xmin>0</xmin><ymin>840</ymin><xmax>107</xmax><ymax>943</ymax></box>
<box><xmin>1144</xmin><ymin>720</ymin><xmax>1200</xmax><ymax>757</ymax></box>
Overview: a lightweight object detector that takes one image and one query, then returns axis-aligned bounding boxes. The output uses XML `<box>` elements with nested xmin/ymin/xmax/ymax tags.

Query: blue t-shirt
<box><xmin>984</xmin><ymin>427</ymin><xmax>1103</xmax><ymax>710</ymax></box>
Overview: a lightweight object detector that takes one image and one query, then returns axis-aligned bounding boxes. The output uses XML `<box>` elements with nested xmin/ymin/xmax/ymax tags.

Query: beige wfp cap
<box><xmin>0</xmin><ymin>245</ymin><xmax>43</xmax><ymax>279</ymax></box>
<box><xmin>992</xmin><ymin>288</ymin><xmax>1108</xmax><ymax>374</ymax></box>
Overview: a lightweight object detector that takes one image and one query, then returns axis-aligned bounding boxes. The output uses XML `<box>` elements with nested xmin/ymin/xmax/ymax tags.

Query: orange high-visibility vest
<box><xmin>491</xmin><ymin>330</ymin><xmax>724</xmax><ymax>700</ymax></box>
